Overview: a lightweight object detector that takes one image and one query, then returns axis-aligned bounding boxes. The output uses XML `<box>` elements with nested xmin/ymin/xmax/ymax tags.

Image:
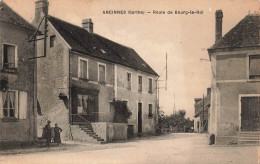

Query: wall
<box><xmin>194</xmin><ymin>117</ymin><xmax>200</xmax><ymax>133</ymax></box>
<box><xmin>116</xmin><ymin>64</ymin><xmax>158</xmax><ymax>136</ymax></box>
<box><xmin>0</xmin><ymin>22</ymin><xmax>36</xmax><ymax>143</ymax></box>
<box><xmin>209</xmin><ymin>49</ymin><xmax>260</xmax><ymax>144</ymax></box>
<box><xmin>92</xmin><ymin>122</ymin><xmax>127</xmax><ymax>142</ymax></box>
<box><xmin>36</xmin><ymin>21</ymin><xmax>70</xmax><ymax>141</ymax></box>
<box><xmin>70</xmin><ymin>52</ymin><xmax>114</xmax><ymax>122</ymax></box>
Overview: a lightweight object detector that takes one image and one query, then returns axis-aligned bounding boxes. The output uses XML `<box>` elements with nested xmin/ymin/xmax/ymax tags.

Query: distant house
<box><xmin>0</xmin><ymin>1</ymin><xmax>36</xmax><ymax>147</ymax></box>
<box><xmin>208</xmin><ymin>10</ymin><xmax>260</xmax><ymax>144</ymax></box>
<box><xmin>194</xmin><ymin>88</ymin><xmax>211</xmax><ymax>133</ymax></box>
<box><xmin>33</xmin><ymin>0</ymin><xmax>159</xmax><ymax>143</ymax></box>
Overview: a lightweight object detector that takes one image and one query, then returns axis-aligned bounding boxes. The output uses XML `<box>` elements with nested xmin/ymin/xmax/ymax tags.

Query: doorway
<box><xmin>241</xmin><ymin>96</ymin><xmax>260</xmax><ymax>131</ymax></box>
<box><xmin>138</xmin><ymin>102</ymin><xmax>142</xmax><ymax>133</ymax></box>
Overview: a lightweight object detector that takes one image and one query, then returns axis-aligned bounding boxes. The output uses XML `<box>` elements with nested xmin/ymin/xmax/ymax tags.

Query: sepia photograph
<box><xmin>0</xmin><ymin>0</ymin><xmax>260</xmax><ymax>163</ymax></box>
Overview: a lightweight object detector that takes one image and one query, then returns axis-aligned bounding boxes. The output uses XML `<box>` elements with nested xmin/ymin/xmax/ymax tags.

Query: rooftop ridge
<box><xmin>0</xmin><ymin>0</ymin><xmax>35</xmax><ymax>30</ymax></box>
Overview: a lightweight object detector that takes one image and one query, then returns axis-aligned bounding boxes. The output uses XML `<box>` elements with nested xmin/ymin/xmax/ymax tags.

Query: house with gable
<box><xmin>0</xmin><ymin>1</ymin><xmax>37</xmax><ymax>148</ymax></box>
<box><xmin>193</xmin><ymin>88</ymin><xmax>211</xmax><ymax>133</ymax></box>
<box><xmin>33</xmin><ymin>0</ymin><xmax>159</xmax><ymax>143</ymax></box>
<box><xmin>208</xmin><ymin>10</ymin><xmax>260</xmax><ymax>144</ymax></box>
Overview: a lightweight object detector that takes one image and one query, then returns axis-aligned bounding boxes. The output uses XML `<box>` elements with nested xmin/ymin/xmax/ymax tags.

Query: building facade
<box><xmin>193</xmin><ymin>88</ymin><xmax>211</xmax><ymax>133</ymax></box>
<box><xmin>0</xmin><ymin>1</ymin><xmax>37</xmax><ymax>147</ymax></box>
<box><xmin>208</xmin><ymin>10</ymin><xmax>260</xmax><ymax>144</ymax></box>
<box><xmin>34</xmin><ymin>0</ymin><xmax>158</xmax><ymax>142</ymax></box>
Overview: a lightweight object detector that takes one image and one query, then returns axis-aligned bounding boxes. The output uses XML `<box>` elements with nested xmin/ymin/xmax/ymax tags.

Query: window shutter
<box><xmin>19</xmin><ymin>91</ymin><xmax>27</xmax><ymax>119</ymax></box>
<box><xmin>0</xmin><ymin>91</ymin><xmax>2</xmax><ymax>118</ymax></box>
<box><xmin>15</xmin><ymin>91</ymin><xmax>19</xmax><ymax>118</ymax></box>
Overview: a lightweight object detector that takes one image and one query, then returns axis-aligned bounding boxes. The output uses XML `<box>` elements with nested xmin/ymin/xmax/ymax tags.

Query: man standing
<box><xmin>54</xmin><ymin>123</ymin><xmax>62</xmax><ymax>146</ymax></box>
<box><xmin>44</xmin><ymin>121</ymin><xmax>52</xmax><ymax>147</ymax></box>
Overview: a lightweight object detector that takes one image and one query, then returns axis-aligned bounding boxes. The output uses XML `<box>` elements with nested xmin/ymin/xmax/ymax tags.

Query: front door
<box><xmin>241</xmin><ymin>97</ymin><xmax>260</xmax><ymax>131</ymax></box>
<box><xmin>138</xmin><ymin>102</ymin><xmax>142</xmax><ymax>133</ymax></box>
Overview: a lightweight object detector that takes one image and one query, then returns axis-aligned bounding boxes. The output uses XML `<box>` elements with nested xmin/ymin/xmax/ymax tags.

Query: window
<box><xmin>77</xmin><ymin>94</ymin><xmax>94</xmax><ymax>115</ymax></box>
<box><xmin>148</xmin><ymin>104</ymin><xmax>153</xmax><ymax>118</ymax></box>
<box><xmin>249</xmin><ymin>55</ymin><xmax>260</xmax><ymax>79</ymax></box>
<box><xmin>0</xmin><ymin>91</ymin><xmax>27</xmax><ymax>119</ymax></box>
<box><xmin>138</xmin><ymin>75</ymin><xmax>142</xmax><ymax>92</ymax></box>
<box><xmin>98</xmin><ymin>64</ymin><xmax>106</xmax><ymax>83</ymax></box>
<box><xmin>3</xmin><ymin>91</ymin><xmax>15</xmax><ymax>117</ymax></box>
<box><xmin>148</xmin><ymin>78</ymin><xmax>153</xmax><ymax>93</ymax></box>
<box><xmin>3</xmin><ymin>44</ymin><xmax>17</xmax><ymax>69</ymax></box>
<box><xmin>78</xmin><ymin>58</ymin><xmax>88</xmax><ymax>79</ymax></box>
<box><xmin>50</xmin><ymin>35</ymin><xmax>56</xmax><ymax>47</ymax></box>
<box><xmin>127</xmin><ymin>72</ymin><xmax>131</xmax><ymax>90</ymax></box>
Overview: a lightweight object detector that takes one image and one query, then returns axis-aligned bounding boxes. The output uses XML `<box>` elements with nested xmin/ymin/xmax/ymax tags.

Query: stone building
<box><xmin>0</xmin><ymin>1</ymin><xmax>37</xmax><ymax>148</ymax></box>
<box><xmin>194</xmin><ymin>88</ymin><xmax>211</xmax><ymax>133</ymax></box>
<box><xmin>33</xmin><ymin>0</ymin><xmax>159</xmax><ymax>143</ymax></box>
<box><xmin>208</xmin><ymin>10</ymin><xmax>260</xmax><ymax>144</ymax></box>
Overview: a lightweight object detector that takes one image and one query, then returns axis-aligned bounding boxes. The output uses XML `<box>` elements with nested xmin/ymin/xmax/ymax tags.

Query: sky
<box><xmin>4</xmin><ymin>0</ymin><xmax>260</xmax><ymax>118</ymax></box>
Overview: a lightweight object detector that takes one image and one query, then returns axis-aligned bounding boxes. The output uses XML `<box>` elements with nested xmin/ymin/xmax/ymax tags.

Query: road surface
<box><xmin>0</xmin><ymin>133</ymin><xmax>258</xmax><ymax>164</ymax></box>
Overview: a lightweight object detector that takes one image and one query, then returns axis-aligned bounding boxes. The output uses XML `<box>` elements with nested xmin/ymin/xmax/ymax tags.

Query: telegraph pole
<box><xmin>202</xmin><ymin>94</ymin><xmax>204</xmax><ymax>132</ymax></box>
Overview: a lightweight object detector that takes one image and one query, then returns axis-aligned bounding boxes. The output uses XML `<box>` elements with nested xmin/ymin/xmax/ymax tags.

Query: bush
<box><xmin>112</xmin><ymin>100</ymin><xmax>132</xmax><ymax>123</ymax></box>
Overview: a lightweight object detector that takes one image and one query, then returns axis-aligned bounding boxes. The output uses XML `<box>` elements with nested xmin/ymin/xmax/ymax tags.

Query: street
<box><xmin>0</xmin><ymin>133</ymin><xmax>258</xmax><ymax>164</ymax></box>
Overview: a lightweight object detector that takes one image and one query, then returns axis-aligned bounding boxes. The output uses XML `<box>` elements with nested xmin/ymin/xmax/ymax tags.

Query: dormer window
<box><xmin>100</xmin><ymin>49</ymin><xmax>106</xmax><ymax>54</ymax></box>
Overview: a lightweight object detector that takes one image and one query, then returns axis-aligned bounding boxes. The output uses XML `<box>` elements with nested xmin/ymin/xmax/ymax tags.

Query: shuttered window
<box><xmin>148</xmin><ymin>78</ymin><xmax>153</xmax><ymax>93</ymax></box>
<box><xmin>138</xmin><ymin>75</ymin><xmax>142</xmax><ymax>92</ymax></box>
<box><xmin>249</xmin><ymin>55</ymin><xmax>260</xmax><ymax>79</ymax></box>
<box><xmin>79</xmin><ymin>59</ymin><xmax>88</xmax><ymax>79</ymax></box>
<box><xmin>98</xmin><ymin>64</ymin><xmax>106</xmax><ymax>83</ymax></box>
<box><xmin>127</xmin><ymin>72</ymin><xmax>131</xmax><ymax>90</ymax></box>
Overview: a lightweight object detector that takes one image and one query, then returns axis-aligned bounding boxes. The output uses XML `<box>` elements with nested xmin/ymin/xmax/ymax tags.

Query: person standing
<box><xmin>54</xmin><ymin>123</ymin><xmax>62</xmax><ymax>146</ymax></box>
<box><xmin>44</xmin><ymin>120</ymin><xmax>52</xmax><ymax>147</ymax></box>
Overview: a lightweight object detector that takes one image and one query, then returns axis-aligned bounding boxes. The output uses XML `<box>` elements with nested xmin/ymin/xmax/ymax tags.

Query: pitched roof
<box><xmin>48</xmin><ymin>16</ymin><xmax>158</xmax><ymax>76</ymax></box>
<box><xmin>209</xmin><ymin>14</ymin><xmax>260</xmax><ymax>50</ymax></box>
<box><xmin>0</xmin><ymin>1</ymin><xmax>35</xmax><ymax>30</ymax></box>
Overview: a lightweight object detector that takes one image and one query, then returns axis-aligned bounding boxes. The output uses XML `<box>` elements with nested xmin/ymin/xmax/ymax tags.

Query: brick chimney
<box><xmin>215</xmin><ymin>10</ymin><xmax>223</xmax><ymax>43</ymax></box>
<box><xmin>34</xmin><ymin>0</ymin><xmax>49</xmax><ymax>23</ymax></box>
<box><xmin>207</xmin><ymin>88</ymin><xmax>211</xmax><ymax>96</ymax></box>
<box><xmin>82</xmin><ymin>18</ymin><xmax>93</xmax><ymax>33</ymax></box>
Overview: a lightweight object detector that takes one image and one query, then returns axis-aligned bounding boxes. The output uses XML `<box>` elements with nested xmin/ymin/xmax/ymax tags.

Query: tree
<box><xmin>158</xmin><ymin>109</ymin><xmax>194</xmax><ymax>133</ymax></box>
<box><xmin>112</xmin><ymin>100</ymin><xmax>132</xmax><ymax>123</ymax></box>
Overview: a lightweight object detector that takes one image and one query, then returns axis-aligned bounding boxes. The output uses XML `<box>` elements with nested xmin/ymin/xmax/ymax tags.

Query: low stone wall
<box><xmin>92</xmin><ymin>122</ymin><xmax>127</xmax><ymax>142</ymax></box>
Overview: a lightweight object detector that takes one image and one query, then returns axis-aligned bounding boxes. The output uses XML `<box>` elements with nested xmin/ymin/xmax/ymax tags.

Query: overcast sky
<box><xmin>5</xmin><ymin>0</ymin><xmax>260</xmax><ymax>118</ymax></box>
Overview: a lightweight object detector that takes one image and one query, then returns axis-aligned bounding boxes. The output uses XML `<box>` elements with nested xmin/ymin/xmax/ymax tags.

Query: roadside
<box><xmin>0</xmin><ymin>133</ymin><xmax>258</xmax><ymax>164</ymax></box>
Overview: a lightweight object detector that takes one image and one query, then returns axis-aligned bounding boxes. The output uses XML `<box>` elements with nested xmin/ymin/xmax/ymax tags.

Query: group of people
<box><xmin>43</xmin><ymin>121</ymin><xmax>62</xmax><ymax>147</ymax></box>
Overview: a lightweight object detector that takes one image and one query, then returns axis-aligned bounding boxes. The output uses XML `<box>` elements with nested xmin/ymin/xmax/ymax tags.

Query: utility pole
<box><xmin>202</xmin><ymin>94</ymin><xmax>204</xmax><ymax>132</ymax></box>
<box><xmin>165</xmin><ymin>53</ymin><xmax>168</xmax><ymax>90</ymax></box>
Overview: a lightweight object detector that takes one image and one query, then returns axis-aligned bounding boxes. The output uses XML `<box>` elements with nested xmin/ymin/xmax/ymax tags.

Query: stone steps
<box><xmin>238</xmin><ymin>131</ymin><xmax>260</xmax><ymax>145</ymax></box>
<box><xmin>70</xmin><ymin>125</ymin><xmax>105</xmax><ymax>144</ymax></box>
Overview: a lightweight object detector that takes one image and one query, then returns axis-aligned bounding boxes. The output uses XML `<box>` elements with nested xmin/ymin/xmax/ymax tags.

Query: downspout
<box><xmin>68</xmin><ymin>49</ymin><xmax>72</xmax><ymax>139</ymax></box>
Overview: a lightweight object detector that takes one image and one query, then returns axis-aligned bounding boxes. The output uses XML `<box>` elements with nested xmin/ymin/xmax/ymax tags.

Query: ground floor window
<box><xmin>0</xmin><ymin>91</ymin><xmax>27</xmax><ymax>119</ymax></box>
<box><xmin>3</xmin><ymin>91</ymin><xmax>16</xmax><ymax>117</ymax></box>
